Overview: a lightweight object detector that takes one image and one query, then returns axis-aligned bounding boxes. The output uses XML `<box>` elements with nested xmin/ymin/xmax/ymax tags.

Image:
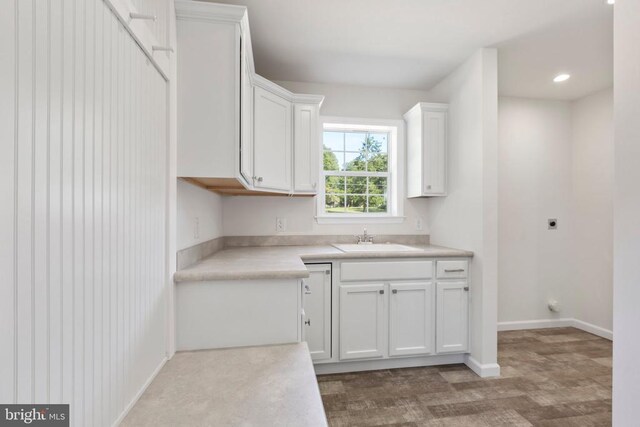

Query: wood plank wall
<box><xmin>1</xmin><ymin>1</ymin><xmax>170</xmax><ymax>425</ymax></box>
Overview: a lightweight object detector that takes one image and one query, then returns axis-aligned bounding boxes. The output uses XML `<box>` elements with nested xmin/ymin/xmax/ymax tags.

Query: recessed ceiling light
<box><xmin>607</xmin><ymin>0</ymin><xmax>615</xmax><ymax>5</ymax></box>
<box><xmin>553</xmin><ymin>74</ymin><xmax>571</xmax><ymax>83</ymax></box>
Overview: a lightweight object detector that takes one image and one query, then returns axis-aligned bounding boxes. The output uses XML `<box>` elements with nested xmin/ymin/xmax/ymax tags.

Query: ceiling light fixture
<box><xmin>553</xmin><ymin>74</ymin><xmax>571</xmax><ymax>83</ymax></box>
<box><xmin>607</xmin><ymin>0</ymin><xmax>615</xmax><ymax>5</ymax></box>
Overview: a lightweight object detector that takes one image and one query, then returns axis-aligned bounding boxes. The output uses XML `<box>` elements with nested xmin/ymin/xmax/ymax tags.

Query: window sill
<box><xmin>315</xmin><ymin>215</ymin><xmax>406</xmax><ymax>225</ymax></box>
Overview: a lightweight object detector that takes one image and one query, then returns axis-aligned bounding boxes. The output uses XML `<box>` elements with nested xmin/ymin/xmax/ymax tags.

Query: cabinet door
<box><xmin>436</xmin><ymin>282</ymin><xmax>469</xmax><ymax>353</ymax></box>
<box><xmin>389</xmin><ymin>282</ymin><xmax>435</xmax><ymax>357</ymax></box>
<box><xmin>302</xmin><ymin>265</ymin><xmax>332</xmax><ymax>361</ymax></box>
<box><xmin>177</xmin><ymin>18</ymin><xmax>239</xmax><ymax>178</ymax></box>
<box><xmin>293</xmin><ymin>103</ymin><xmax>320</xmax><ymax>193</ymax></box>
<box><xmin>253</xmin><ymin>86</ymin><xmax>292</xmax><ymax>192</ymax></box>
<box><xmin>339</xmin><ymin>284</ymin><xmax>386</xmax><ymax>360</ymax></box>
<box><xmin>422</xmin><ymin>110</ymin><xmax>447</xmax><ymax>195</ymax></box>
<box><xmin>240</xmin><ymin>42</ymin><xmax>253</xmax><ymax>184</ymax></box>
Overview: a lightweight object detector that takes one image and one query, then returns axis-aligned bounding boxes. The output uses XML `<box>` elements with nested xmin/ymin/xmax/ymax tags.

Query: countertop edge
<box><xmin>174</xmin><ymin>245</ymin><xmax>473</xmax><ymax>283</ymax></box>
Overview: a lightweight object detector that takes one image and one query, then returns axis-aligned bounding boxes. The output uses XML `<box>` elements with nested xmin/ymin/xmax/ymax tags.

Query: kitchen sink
<box><xmin>333</xmin><ymin>243</ymin><xmax>423</xmax><ymax>253</ymax></box>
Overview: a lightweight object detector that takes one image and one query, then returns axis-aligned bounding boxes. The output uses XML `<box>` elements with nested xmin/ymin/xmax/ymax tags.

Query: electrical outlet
<box><xmin>194</xmin><ymin>217</ymin><xmax>200</xmax><ymax>239</ymax></box>
<box><xmin>276</xmin><ymin>217</ymin><xmax>286</xmax><ymax>232</ymax></box>
<box><xmin>416</xmin><ymin>218</ymin><xmax>423</xmax><ymax>231</ymax></box>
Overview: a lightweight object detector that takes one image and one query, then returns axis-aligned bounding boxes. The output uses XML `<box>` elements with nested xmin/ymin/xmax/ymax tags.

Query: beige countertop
<box><xmin>121</xmin><ymin>342</ymin><xmax>327</xmax><ymax>427</ymax></box>
<box><xmin>174</xmin><ymin>244</ymin><xmax>473</xmax><ymax>282</ymax></box>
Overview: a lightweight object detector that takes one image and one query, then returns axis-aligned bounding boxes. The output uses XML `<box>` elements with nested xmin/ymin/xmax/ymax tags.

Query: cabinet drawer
<box><xmin>436</xmin><ymin>260</ymin><xmax>468</xmax><ymax>279</ymax></box>
<box><xmin>341</xmin><ymin>261</ymin><xmax>433</xmax><ymax>282</ymax></box>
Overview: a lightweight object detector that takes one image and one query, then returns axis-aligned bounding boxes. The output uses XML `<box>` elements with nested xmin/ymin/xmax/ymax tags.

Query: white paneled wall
<box><xmin>1</xmin><ymin>1</ymin><xmax>169</xmax><ymax>426</ymax></box>
<box><xmin>130</xmin><ymin>0</ymin><xmax>170</xmax><ymax>47</ymax></box>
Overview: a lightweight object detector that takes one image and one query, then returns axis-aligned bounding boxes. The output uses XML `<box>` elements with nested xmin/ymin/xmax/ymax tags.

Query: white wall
<box><xmin>571</xmin><ymin>89</ymin><xmax>613</xmax><ymax>332</ymax></box>
<box><xmin>498</xmin><ymin>98</ymin><xmax>574</xmax><ymax>323</ymax></box>
<box><xmin>275</xmin><ymin>80</ymin><xmax>432</xmax><ymax>120</ymax></box>
<box><xmin>497</xmin><ymin>91</ymin><xmax>614</xmax><ymax>335</ymax></box>
<box><xmin>613</xmin><ymin>0</ymin><xmax>640</xmax><ymax>423</ymax></box>
<box><xmin>0</xmin><ymin>1</ymin><xmax>172</xmax><ymax>426</ymax></box>
<box><xmin>425</xmin><ymin>49</ymin><xmax>500</xmax><ymax>374</ymax></box>
<box><xmin>222</xmin><ymin>81</ymin><xmax>432</xmax><ymax>236</ymax></box>
<box><xmin>177</xmin><ymin>180</ymin><xmax>223</xmax><ymax>249</ymax></box>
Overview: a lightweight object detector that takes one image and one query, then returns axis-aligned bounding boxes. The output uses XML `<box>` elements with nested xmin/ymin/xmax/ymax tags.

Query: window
<box><xmin>317</xmin><ymin>119</ymin><xmax>403</xmax><ymax>222</ymax></box>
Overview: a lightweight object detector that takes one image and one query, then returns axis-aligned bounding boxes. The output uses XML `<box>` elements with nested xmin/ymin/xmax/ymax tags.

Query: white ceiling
<box><xmin>210</xmin><ymin>0</ymin><xmax>613</xmax><ymax>100</ymax></box>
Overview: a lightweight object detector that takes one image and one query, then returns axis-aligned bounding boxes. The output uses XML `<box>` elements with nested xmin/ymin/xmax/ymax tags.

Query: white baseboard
<box><xmin>498</xmin><ymin>318</ymin><xmax>574</xmax><ymax>331</ymax></box>
<box><xmin>464</xmin><ymin>355</ymin><xmax>500</xmax><ymax>378</ymax></box>
<box><xmin>314</xmin><ymin>354</ymin><xmax>465</xmax><ymax>375</ymax></box>
<box><xmin>498</xmin><ymin>318</ymin><xmax>612</xmax><ymax>341</ymax></box>
<box><xmin>572</xmin><ymin>319</ymin><xmax>613</xmax><ymax>340</ymax></box>
<box><xmin>112</xmin><ymin>356</ymin><xmax>168</xmax><ymax>427</ymax></box>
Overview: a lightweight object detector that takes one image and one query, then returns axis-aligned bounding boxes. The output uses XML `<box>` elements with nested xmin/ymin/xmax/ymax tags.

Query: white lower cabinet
<box><xmin>339</xmin><ymin>284</ymin><xmax>386</xmax><ymax>360</ymax></box>
<box><xmin>302</xmin><ymin>264</ymin><xmax>332</xmax><ymax>361</ymax></box>
<box><xmin>176</xmin><ymin>279</ymin><xmax>301</xmax><ymax>351</ymax></box>
<box><xmin>436</xmin><ymin>281</ymin><xmax>469</xmax><ymax>353</ymax></box>
<box><xmin>389</xmin><ymin>282</ymin><xmax>435</xmax><ymax>357</ymax></box>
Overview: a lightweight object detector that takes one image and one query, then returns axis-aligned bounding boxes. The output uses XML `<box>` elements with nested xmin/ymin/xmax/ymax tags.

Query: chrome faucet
<box><xmin>355</xmin><ymin>227</ymin><xmax>375</xmax><ymax>244</ymax></box>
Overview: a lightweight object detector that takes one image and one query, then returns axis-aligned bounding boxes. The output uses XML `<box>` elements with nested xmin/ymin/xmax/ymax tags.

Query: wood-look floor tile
<box><xmin>320</xmin><ymin>380</ymin><xmax>346</xmax><ymax>394</ymax></box>
<box><xmin>592</xmin><ymin>357</ymin><xmax>612</xmax><ymax>368</ymax></box>
<box><xmin>318</xmin><ymin>328</ymin><xmax>611</xmax><ymax>427</ymax></box>
<box><xmin>418</xmin><ymin>409</ymin><xmax>534</xmax><ymax>427</ymax></box>
<box><xmin>532</xmin><ymin>412</ymin><xmax>611</xmax><ymax>427</ymax></box>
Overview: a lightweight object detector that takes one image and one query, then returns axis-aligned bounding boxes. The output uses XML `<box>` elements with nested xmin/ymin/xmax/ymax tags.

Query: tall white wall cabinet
<box><xmin>175</xmin><ymin>1</ymin><xmax>324</xmax><ymax>196</ymax></box>
<box><xmin>1</xmin><ymin>0</ymin><xmax>172</xmax><ymax>425</ymax></box>
<box><xmin>405</xmin><ymin>103</ymin><xmax>449</xmax><ymax>197</ymax></box>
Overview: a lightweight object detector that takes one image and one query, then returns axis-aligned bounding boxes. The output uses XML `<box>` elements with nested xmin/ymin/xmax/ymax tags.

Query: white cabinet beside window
<box><xmin>436</xmin><ymin>281</ymin><xmax>469</xmax><ymax>353</ymax></box>
<box><xmin>253</xmin><ymin>85</ymin><xmax>293</xmax><ymax>192</ymax></box>
<box><xmin>389</xmin><ymin>282</ymin><xmax>436</xmax><ymax>357</ymax></box>
<box><xmin>339</xmin><ymin>284</ymin><xmax>386</xmax><ymax>360</ymax></box>
<box><xmin>302</xmin><ymin>265</ymin><xmax>332</xmax><ymax>361</ymax></box>
<box><xmin>294</xmin><ymin>103</ymin><xmax>321</xmax><ymax>194</ymax></box>
<box><xmin>405</xmin><ymin>103</ymin><xmax>448</xmax><ymax>197</ymax></box>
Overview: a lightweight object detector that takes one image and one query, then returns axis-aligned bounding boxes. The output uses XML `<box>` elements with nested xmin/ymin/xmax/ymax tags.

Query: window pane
<box><xmin>325</xmin><ymin>175</ymin><xmax>345</xmax><ymax>193</ymax></box>
<box><xmin>346</xmin><ymin>176</ymin><xmax>367</xmax><ymax>194</ymax></box>
<box><xmin>323</xmin><ymin>131</ymin><xmax>343</xmax><ymax>152</ymax></box>
<box><xmin>344</xmin><ymin>152</ymin><xmax>364</xmax><ymax>171</ymax></box>
<box><xmin>345</xmin><ymin>132</ymin><xmax>367</xmax><ymax>152</ymax></box>
<box><xmin>323</xmin><ymin>151</ymin><xmax>343</xmax><ymax>171</ymax></box>
<box><xmin>368</xmin><ymin>133</ymin><xmax>388</xmax><ymax>153</ymax></box>
<box><xmin>367</xmin><ymin>195</ymin><xmax>387</xmax><ymax>213</ymax></box>
<box><xmin>346</xmin><ymin>195</ymin><xmax>367</xmax><ymax>213</ymax></box>
<box><xmin>369</xmin><ymin>177</ymin><xmax>388</xmax><ymax>195</ymax></box>
<box><xmin>367</xmin><ymin>151</ymin><xmax>388</xmax><ymax>172</ymax></box>
<box><xmin>325</xmin><ymin>194</ymin><xmax>345</xmax><ymax>213</ymax></box>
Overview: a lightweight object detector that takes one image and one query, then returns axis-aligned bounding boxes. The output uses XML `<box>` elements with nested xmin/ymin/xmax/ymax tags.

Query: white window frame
<box><xmin>316</xmin><ymin>117</ymin><xmax>405</xmax><ymax>224</ymax></box>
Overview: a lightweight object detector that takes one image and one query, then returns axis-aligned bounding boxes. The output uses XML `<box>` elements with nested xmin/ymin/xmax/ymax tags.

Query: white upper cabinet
<box><xmin>175</xmin><ymin>1</ymin><xmax>323</xmax><ymax>196</ymax></box>
<box><xmin>405</xmin><ymin>103</ymin><xmax>449</xmax><ymax>197</ymax></box>
<box><xmin>240</xmin><ymin>39</ymin><xmax>254</xmax><ymax>185</ymax></box>
<box><xmin>293</xmin><ymin>103</ymin><xmax>321</xmax><ymax>194</ymax></box>
<box><xmin>176</xmin><ymin>2</ymin><xmax>245</xmax><ymax>182</ymax></box>
<box><xmin>253</xmin><ymin>85</ymin><xmax>293</xmax><ymax>192</ymax></box>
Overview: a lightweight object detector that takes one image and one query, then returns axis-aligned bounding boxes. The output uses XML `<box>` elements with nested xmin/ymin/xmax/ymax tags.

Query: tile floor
<box><xmin>318</xmin><ymin>327</ymin><xmax>612</xmax><ymax>426</ymax></box>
